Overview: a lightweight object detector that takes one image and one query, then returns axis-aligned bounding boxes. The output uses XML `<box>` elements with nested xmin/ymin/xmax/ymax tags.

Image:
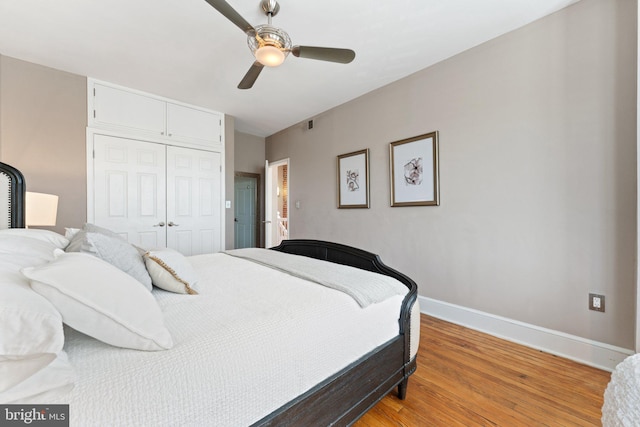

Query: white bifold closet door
<box><xmin>93</xmin><ymin>134</ymin><xmax>222</xmax><ymax>255</ymax></box>
<box><xmin>165</xmin><ymin>145</ymin><xmax>221</xmax><ymax>255</ymax></box>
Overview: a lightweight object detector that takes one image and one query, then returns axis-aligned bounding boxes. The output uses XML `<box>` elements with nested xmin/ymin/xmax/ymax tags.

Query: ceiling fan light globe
<box><xmin>255</xmin><ymin>45</ymin><xmax>285</xmax><ymax>67</ymax></box>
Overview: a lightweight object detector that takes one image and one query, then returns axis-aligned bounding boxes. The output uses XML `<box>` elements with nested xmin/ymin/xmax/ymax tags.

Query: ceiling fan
<box><xmin>204</xmin><ymin>0</ymin><xmax>356</xmax><ymax>89</ymax></box>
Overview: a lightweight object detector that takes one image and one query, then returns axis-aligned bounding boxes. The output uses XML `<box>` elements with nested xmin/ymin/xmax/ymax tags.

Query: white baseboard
<box><xmin>419</xmin><ymin>296</ymin><xmax>634</xmax><ymax>372</ymax></box>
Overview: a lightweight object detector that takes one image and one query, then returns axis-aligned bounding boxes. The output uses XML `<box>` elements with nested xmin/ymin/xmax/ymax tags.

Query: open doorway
<box><xmin>265</xmin><ymin>159</ymin><xmax>289</xmax><ymax>248</ymax></box>
<box><xmin>234</xmin><ymin>172</ymin><xmax>260</xmax><ymax>249</ymax></box>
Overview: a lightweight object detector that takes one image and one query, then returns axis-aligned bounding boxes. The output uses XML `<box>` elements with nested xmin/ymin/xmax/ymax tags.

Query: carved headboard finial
<box><xmin>0</xmin><ymin>161</ymin><xmax>26</xmax><ymax>229</ymax></box>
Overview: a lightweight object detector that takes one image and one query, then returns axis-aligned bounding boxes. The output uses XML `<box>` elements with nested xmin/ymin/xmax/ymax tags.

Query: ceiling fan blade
<box><xmin>203</xmin><ymin>0</ymin><xmax>255</xmax><ymax>35</ymax></box>
<box><xmin>291</xmin><ymin>46</ymin><xmax>356</xmax><ymax>64</ymax></box>
<box><xmin>238</xmin><ymin>62</ymin><xmax>265</xmax><ymax>89</ymax></box>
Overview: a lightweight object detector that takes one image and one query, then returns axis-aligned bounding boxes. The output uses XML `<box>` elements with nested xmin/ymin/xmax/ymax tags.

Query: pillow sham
<box><xmin>0</xmin><ymin>351</ymin><xmax>74</xmax><ymax>404</ymax></box>
<box><xmin>0</xmin><ymin>276</ymin><xmax>64</xmax><ymax>393</ymax></box>
<box><xmin>0</xmin><ymin>228</ymin><xmax>69</xmax><ymax>249</ymax></box>
<box><xmin>23</xmin><ymin>251</ymin><xmax>173</xmax><ymax>351</ymax></box>
<box><xmin>144</xmin><ymin>248</ymin><xmax>199</xmax><ymax>295</ymax></box>
<box><xmin>66</xmin><ymin>230</ymin><xmax>152</xmax><ymax>290</ymax></box>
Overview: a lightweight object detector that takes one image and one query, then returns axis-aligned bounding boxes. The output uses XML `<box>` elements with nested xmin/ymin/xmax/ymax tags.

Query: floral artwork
<box><xmin>403</xmin><ymin>158</ymin><xmax>423</xmax><ymax>186</ymax></box>
<box><xmin>390</xmin><ymin>132</ymin><xmax>439</xmax><ymax>206</ymax></box>
<box><xmin>337</xmin><ymin>150</ymin><xmax>369</xmax><ymax>208</ymax></box>
<box><xmin>346</xmin><ymin>170</ymin><xmax>360</xmax><ymax>192</ymax></box>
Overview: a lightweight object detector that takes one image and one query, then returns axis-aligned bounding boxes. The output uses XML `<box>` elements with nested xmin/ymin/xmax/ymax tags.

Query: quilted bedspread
<box><xmin>48</xmin><ymin>252</ymin><xmax>406</xmax><ymax>426</ymax></box>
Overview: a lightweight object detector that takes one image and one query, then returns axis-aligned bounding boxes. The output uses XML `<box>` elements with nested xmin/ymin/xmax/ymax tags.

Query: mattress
<box><xmin>51</xmin><ymin>252</ymin><xmax>406</xmax><ymax>426</ymax></box>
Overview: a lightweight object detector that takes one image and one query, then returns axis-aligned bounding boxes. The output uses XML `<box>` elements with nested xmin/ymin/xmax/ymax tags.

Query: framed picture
<box><xmin>337</xmin><ymin>149</ymin><xmax>370</xmax><ymax>209</ymax></box>
<box><xmin>390</xmin><ymin>131</ymin><xmax>439</xmax><ymax>207</ymax></box>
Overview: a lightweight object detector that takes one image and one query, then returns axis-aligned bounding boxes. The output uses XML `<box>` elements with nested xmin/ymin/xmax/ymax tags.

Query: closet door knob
<box><xmin>168</xmin><ymin>221</ymin><xmax>179</xmax><ymax>227</ymax></box>
<box><xmin>153</xmin><ymin>222</ymin><xmax>165</xmax><ymax>227</ymax></box>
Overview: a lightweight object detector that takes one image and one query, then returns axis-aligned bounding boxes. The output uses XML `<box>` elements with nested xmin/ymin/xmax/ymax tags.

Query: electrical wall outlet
<box><xmin>589</xmin><ymin>293</ymin><xmax>605</xmax><ymax>312</ymax></box>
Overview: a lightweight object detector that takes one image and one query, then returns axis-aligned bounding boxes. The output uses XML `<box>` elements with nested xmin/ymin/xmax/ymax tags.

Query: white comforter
<box><xmin>52</xmin><ymin>252</ymin><xmax>406</xmax><ymax>426</ymax></box>
<box><xmin>602</xmin><ymin>353</ymin><xmax>640</xmax><ymax>426</ymax></box>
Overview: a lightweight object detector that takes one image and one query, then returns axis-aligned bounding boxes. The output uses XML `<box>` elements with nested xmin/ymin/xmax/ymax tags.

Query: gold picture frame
<box><xmin>390</xmin><ymin>131</ymin><xmax>439</xmax><ymax>207</ymax></box>
<box><xmin>337</xmin><ymin>149</ymin><xmax>370</xmax><ymax>209</ymax></box>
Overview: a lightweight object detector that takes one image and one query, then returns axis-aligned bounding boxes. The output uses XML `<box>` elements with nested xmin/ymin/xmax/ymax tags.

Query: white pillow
<box><xmin>144</xmin><ymin>248</ymin><xmax>199</xmax><ymax>295</ymax></box>
<box><xmin>0</xmin><ymin>355</ymin><xmax>57</xmax><ymax>394</ymax></box>
<box><xmin>0</xmin><ymin>351</ymin><xmax>74</xmax><ymax>404</ymax></box>
<box><xmin>0</xmin><ymin>228</ymin><xmax>69</xmax><ymax>249</ymax></box>
<box><xmin>0</xmin><ymin>235</ymin><xmax>58</xmax><ymax>272</ymax></box>
<box><xmin>66</xmin><ymin>230</ymin><xmax>152</xmax><ymax>290</ymax></box>
<box><xmin>0</xmin><ymin>276</ymin><xmax>64</xmax><ymax>392</ymax></box>
<box><xmin>23</xmin><ymin>251</ymin><xmax>173</xmax><ymax>351</ymax></box>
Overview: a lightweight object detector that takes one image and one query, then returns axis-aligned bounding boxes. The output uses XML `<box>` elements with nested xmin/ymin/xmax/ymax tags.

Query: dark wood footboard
<box><xmin>254</xmin><ymin>239</ymin><xmax>419</xmax><ymax>426</ymax></box>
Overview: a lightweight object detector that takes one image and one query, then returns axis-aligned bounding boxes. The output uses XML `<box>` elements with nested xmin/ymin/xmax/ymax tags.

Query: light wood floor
<box><xmin>355</xmin><ymin>315</ymin><xmax>611</xmax><ymax>426</ymax></box>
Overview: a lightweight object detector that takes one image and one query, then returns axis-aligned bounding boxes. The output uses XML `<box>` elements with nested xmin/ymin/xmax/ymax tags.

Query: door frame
<box><xmin>234</xmin><ymin>172</ymin><xmax>261</xmax><ymax>248</ymax></box>
<box><xmin>265</xmin><ymin>158</ymin><xmax>290</xmax><ymax>248</ymax></box>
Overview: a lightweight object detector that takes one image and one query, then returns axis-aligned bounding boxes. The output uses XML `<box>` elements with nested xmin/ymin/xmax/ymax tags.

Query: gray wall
<box><xmin>234</xmin><ymin>131</ymin><xmax>266</xmax><ymax>247</ymax></box>
<box><xmin>235</xmin><ymin>131</ymin><xmax>265</xmax><ymax>174</ymax></box>
<box><xmin>0</xmin><ymin>55</ymin><xmax>87</xmax><ymax>234</ymax></box>
<box><xmin>266</xmin><ymin>0</ymin><xmax>637</xmax><ymax>349</ymax></box>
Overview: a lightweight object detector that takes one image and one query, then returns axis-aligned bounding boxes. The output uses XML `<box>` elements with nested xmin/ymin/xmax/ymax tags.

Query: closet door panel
<box><xmin>166</xmin><ymin>146</ymin><xmax>222</xmax><ymax>255</ymax></box>
<box><xmin>93</xmin><ymin>135</ymin><xmax>167</xmax><ymax>248</ymax></box>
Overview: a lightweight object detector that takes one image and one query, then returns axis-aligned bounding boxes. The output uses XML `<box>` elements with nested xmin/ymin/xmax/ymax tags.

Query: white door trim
<box><xmin>265</xmin><ymin>158</ymin><xmax>289</xmax><ymax>247</ymax></box>
<box><xmin>636</xmin><ymin>3</ymin><xmax>640</xmax><ymax>353</ymax></box>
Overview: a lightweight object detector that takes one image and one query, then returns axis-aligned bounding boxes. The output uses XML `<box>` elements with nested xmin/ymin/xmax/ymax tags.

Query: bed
<box><xmin>602</xmin><ymin>353</ymin><xmax>640</xmax><ymax>426</ymax></box>
<box><xmin>0</xmin><ymin>161</ymin><xmax>419</xmax><ymax>426</ymax></box>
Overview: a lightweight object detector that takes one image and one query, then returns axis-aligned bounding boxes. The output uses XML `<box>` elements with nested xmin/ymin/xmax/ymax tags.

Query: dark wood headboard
<box><xmin>0</xmin><ymin>161</ymin><xmax>26</xmax><ymax>229</ymax></box>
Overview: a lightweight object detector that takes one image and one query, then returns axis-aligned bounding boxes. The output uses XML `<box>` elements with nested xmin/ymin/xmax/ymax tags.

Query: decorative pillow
<box><xmin>66</xmin><ymin>230</ymin><xmax>152</xmax><ymax>291</ymax></box>
<box><xmin>0</xmin><ymin>228</ymin><xmax>69</xmax><ymax>249</ymax></box>
<box><xmin>144</xmin><ymin>248</ymin><xmax>199</xmax><ymax>295</ymax></box>
<box><xmin>0</xmin><ymin>276</ymin><xmax>64</xmax><ymax>392</ymax></box>
<box><xmin>83</xmin><ymin>222</ymin><xmax>126</xmax><ymax>240</ymax></box>
<box><xmin>64</xmin><ymin>227</ymin><xmax>80</xmax><ymax>240</ymax></box>
<box><xmin>0</xmin><ymin>351</ymin><xmax>74</xmax><ymax>404</ymax></box>
<box><xmin>23</xmin><ymin>251</ymin><xmax>173</xmax><ymax>351</ymax></box>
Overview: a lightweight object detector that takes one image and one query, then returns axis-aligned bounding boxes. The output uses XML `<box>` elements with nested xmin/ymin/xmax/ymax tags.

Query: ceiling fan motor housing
<box><xmin>248</xmin><ymin>24</ymin><xmax>291</xmax><ymax>58</ymax></box>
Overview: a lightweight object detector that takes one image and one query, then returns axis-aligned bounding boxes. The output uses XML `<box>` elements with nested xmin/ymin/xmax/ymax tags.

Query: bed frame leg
<box><xmin>397</xmin><ymin>379</ymin><xmax>409</xmax><ymax>400</ymax></box>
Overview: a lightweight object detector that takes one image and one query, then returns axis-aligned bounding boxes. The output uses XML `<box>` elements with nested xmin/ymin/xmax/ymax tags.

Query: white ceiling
<box><xmin>0</xmin><ymin>0</ymin><xmax>579</xmax><ymax>137</ymax></box>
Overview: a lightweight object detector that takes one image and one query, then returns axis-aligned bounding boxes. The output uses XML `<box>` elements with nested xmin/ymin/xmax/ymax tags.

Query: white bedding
<box><xmin>50</xmin><ymin>252</ymin><xmax>407</xmax><ymax>426</ymax></box>
<box><xmin>224</xmin><ymin>248</ymin><xmax>408</xmax><ymax>307</ymax></box>
<box><xmin>602</xmin><ymin>353</ymin><xmax>640</xmax><ymax>426</ymax></box>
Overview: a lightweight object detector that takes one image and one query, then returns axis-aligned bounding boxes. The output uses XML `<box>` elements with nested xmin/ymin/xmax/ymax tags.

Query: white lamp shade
<box><xmin>26</xmin><ymin>192</ymin><xmax>58</xmax><ymax>227</ymax></box>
